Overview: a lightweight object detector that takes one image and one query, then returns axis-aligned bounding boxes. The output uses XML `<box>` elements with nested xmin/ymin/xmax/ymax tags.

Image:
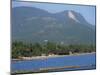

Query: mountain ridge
<box><xmin>12</xmin><ymin>6</ymin><xmax>95</xmax><ymax>45</ymax></box>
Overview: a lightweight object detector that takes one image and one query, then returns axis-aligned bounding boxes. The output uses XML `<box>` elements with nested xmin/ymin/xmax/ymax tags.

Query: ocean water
<box><xmin>11</xmin><ymin>53</ymin><xmax>96</xmax><ymax>73</ymax></box>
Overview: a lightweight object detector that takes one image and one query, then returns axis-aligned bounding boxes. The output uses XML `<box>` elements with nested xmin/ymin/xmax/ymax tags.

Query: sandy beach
<box><xmin>12</xmin><ymin>52</ymin><xmax>96</xmax><ymax>61</ymax></box>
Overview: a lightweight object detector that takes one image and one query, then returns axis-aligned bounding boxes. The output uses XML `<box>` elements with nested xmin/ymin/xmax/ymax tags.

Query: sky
<box><xmin>12</xmin><ymin>1</ymin><xmax>96</xmax><ymax>25</ymax></box>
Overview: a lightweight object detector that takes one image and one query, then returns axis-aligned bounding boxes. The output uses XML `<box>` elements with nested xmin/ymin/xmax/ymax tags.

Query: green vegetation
<box><xmin>12</xmin><ymin>41</ymin><xmax>96</xmax><ymax>59</ymax></box>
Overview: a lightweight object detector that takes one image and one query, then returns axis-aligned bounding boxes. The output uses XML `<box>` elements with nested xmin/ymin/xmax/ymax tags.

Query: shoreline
<box><xmin>12</xmin><ymin>52</ymin><xmax>96</xmax><ymax>61</ymax></box>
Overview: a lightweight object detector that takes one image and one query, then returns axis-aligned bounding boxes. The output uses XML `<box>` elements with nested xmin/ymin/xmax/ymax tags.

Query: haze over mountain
<box><xmin>12</xmin><ymin>6</ymin><xmax>95</xmax><ymax>44</ymax></box>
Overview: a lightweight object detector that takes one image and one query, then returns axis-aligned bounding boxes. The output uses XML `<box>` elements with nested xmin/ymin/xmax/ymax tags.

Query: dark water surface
<box><xmin>11</xmin><ymin>53</ymin><xmax>96</xmax><ymax>73</ymax></box>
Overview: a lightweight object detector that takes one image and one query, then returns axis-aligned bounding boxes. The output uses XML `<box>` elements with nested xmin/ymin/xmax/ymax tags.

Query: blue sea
<box><xmin>11</xmin><ymin>53</ymin><xmax>96</xmax><ymax>73</ymax></box>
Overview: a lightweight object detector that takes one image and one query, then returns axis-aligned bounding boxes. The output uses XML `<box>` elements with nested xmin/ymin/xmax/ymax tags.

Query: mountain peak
<box><xmin>68</xmin><ymin>10</ymin><xmax>80</xmax><ymax>23</ymax></box>
<box><xmin>12</xmin><ymin>6</ymin><xmax>95</xmax><ymax>44</ymax></box>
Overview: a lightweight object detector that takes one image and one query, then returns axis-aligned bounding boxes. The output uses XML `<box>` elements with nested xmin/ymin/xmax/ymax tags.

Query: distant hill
<box><xmin>12</xmin><ymin>6</ymin><xmax>95</xmax><ymax>44</ymax></box>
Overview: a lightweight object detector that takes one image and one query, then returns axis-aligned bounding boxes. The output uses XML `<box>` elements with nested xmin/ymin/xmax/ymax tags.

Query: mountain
<box><xmin>12</xmin><ymin>6</ymin><xmax>95</xmax><ymax>44</ymax></box>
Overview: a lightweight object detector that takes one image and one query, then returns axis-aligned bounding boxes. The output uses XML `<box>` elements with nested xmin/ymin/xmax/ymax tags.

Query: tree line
<box><xmin>12</xmin><ymin>41</ymin><xmax>96</xmax><ymax>59</ymax></box>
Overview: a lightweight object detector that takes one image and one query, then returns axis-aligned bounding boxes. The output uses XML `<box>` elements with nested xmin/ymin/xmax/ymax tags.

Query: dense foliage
<box><xmin>12</xmin><ymin>41</ymin><xmax>96</xmax><ymax>59</ymax></box>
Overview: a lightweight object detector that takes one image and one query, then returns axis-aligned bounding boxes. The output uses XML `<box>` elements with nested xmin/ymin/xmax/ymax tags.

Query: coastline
<box><xmin>12</xmin><ymin>52</ymin><xmax>96</xmax><ymax>61</ymax></box>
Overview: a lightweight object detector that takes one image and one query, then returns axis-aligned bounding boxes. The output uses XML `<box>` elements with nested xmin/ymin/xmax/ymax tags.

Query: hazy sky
<box><xmin>12</xmin><ymin>1</ymin><xmax>96</xmax><ymax>25</ymax></box>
